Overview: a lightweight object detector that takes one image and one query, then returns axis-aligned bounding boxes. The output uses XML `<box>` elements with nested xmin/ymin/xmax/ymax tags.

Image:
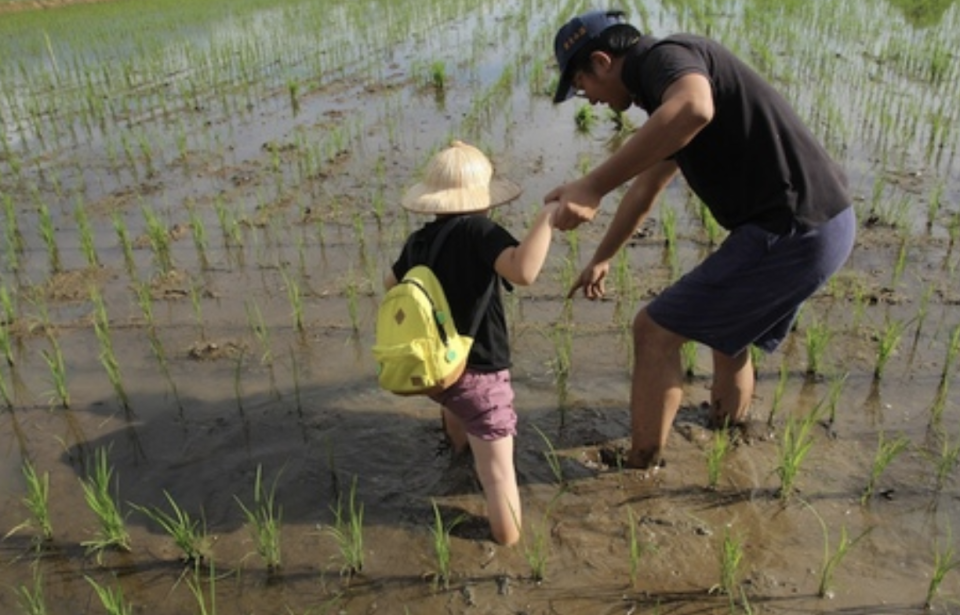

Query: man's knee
<box><xmin>633</xmin><ymin>309</ymin><xmax>684</xmax><ymax>351</ymax></box>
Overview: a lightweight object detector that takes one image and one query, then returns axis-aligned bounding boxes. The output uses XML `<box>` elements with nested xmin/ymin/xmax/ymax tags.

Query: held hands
<box><xmin>567</xmin><ymin>260</ymin><xmax>610</xmax><ymax>300</ymax></box>
<box><xmin>543</xmin><ymin>178</ymin><xmax>602</xmax><ymax>231</ymax></box>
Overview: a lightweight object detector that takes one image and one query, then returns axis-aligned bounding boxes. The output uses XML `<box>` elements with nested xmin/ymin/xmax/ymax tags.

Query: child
<box><xmin>384</xmin><ymin>140</ymin><xmax>558</xmax><ymax>546</ymax></box>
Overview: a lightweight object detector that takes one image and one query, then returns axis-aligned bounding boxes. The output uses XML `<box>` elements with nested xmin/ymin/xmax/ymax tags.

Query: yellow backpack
<box><xmin>372</xmin><ymin>218</ymin><xmax>494</xmax><ymax>396</ymax></box>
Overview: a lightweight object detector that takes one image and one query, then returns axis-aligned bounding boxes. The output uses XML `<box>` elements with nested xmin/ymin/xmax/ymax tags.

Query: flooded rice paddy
<box><xmin>1</xmin><ymin>0</ymin><xmax>960</xmax><ymax>613</ymax></box>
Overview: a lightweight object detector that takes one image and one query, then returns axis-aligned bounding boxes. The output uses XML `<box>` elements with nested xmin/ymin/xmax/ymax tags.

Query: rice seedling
<box><xmin>79</xmin><ymin>447</ymin><xmax>131</xmax><ymax>561</ymax></box>
<box><xmin>142</xmin><ymin>205</ymin><xmax>174</xmax><ymax>274</ymax></box>
<box><xmin>9</xmin><ymin>459</ymin><xmax>53</xmax><ymax>545</ymax></box>
<box><xmin>351</xmin><ymin>211</ymin><xmax>366</xmax><ymax>259</ymax></box>
<box><xmin>282</xmin><ymin>269</ymin><xmax>305</xmax><ymax>335</ymax></box>
<box><xmin>0</xmin><ymin>367</ymin><xmax>13</xmax><ymax>410</ymax></box>
<box><xmin>188</xmin><ymin>207</ymin><xmax>210</xmax><ymax>269</ymax></box>
<box><xmin>75</xmin><ymin>202</ymin><xmax>99</xmax><ymax>268</ymax></box>
<box><xmin>608</xmin><ymin>108</ymin><xmax>636</xmax><ymax>139</ymax></box>
<box><xmin>187</xmin><ymin>560</ymin><xmax>218</xmax><ymax>615</ymax></box>
<box><xmin>521</xmin><ymin>510</ymin><xmax>552</xmax><ymax>584</ymax></box>
<box><xmin>861</xmin><ymin>432</ymin><xmax>910</xmax><ymax>505</ymax></box>
<box><xmin>804</xmin><ymin>317</ymin><xmax>832</xmax><ymax>377</ymax></box>
<box><xmin>532</xmin><ymin>425</ymin><xmax>565</xmax><ymax>492</ymax></box>
<box><xmin>890</xmin><ymin>234</ymin><xmax>909</xmax><ymax>288</ymax></box>
<box><xmin>0</xmin><ymin>317</ymin><xmax>15</xmax><ymax>367</ymax></box>
<box><xmin>326</xmin><ymin>476</ymin><xmax>364</xmax><ymax>578</ymax></box>
<box><xmin>924</xmin><ymin>529</ymin><xmax>960</xmax><ymax>610</ymax></box>
<box><xmin>775</xmin><ymin>403</ymin><xmax>822</xmax><ymax>501</ymax></box>
<box><xmin>574</xmin><ymin>103</ymin><xmax>596</xmax><ymax>132</ymax></box>
<box><xmin>931</xmin><ymin>324</ymin><xmax>960</xmax><ymax>425</ymax></box>
<box><xmin>682</xmin><ymin>340</ymin><xmax>698</xmax><ymax>380</ymax></box>
<box><xmin>235</xmin><ymin>465</ymin><xmax>283</xmax><ymax>574</ymax></box>
<box><xmin>3</xmin><ymin>194</ymin><xmax>24</xmax><ymax>271</ymax></box>
<box><xmin>132</xmin><ymin>491</ymin><xmax>212</xmax><ymax>565</ymax></box>
<box><xmin>804</xmin><ymin>501</ymin><xmax>871</xmax><ymax>599</ymax></box>
<box><xmin>749</xmin><ymin>345</ymin><xmax>764</xmax><ymax>378</ymax></box>
<box><xmin>625</xmin><ymin>506</ymin><xmax>651</xmax><ymax>588</ymax></box>
<box><xmin>344</xmin><ymin>278</ymin><xmax>361</xmax><ymax>335</ymax></box>
<box><xmin>925</xmin><ymin>181</ymin><xmax>945</xmax><ymax>233</ymax></box>
<box><xmin>711</xmin><ymin>526</ymin><xmax>744</xmax><ymax>597</ymax></box>
<box><xmin>90</xmin><ymin>289</ymin><xmax>131</xmax><ymax>413</ymax></box>
<box><xmin>233</xmin><ymin>348</ymin><xmax>246</xmax><ymax>416</ymax></box>
<box><xmin>111</xmin><ymin>212</ymin><xmax>137</xmax><ymax>276</ymax></box>
<box><xmin>706</xmin><ymin>420</ymin><xmax>731</xmax><ymax>490</ymax></box>
<box><xmin>699</xmin><ymin>202</ymin><xmax>724</xmax><ymax>247</ymax></box>
<box><xmin>287</xmin><ymin>78</ymin><xmax>300</xmax><ymax>116</ymax></box>
<box><xmin>612</xmin><ymin>248</ymin><xmax>632</xmax><ymax>308</ymax></box>
<box><xmin>823</xmin><ymin>371</ymin><xmax>848</xmax><ymax>428</ymax></box>
<box><xmin>120</xmin><ymin>132</ymin><xmax>140</xmax><ymax>183</ymax></box>
<box><xmin>766</xmin><ymin>359</ymin><xmax>790</xmax><ymax>427</ymax></box>
<box><xmin>15</xmin><ymin>566</ymin><xmax>47</xmax><ymax>615</ymax></box>
<box><xmin>549</xmin><ymin>324</ymin><xmax>573</xmax><ymax>412</ymax></box>
<box><xmin>911</xmin><ymin>284</ymin><xmax>935</xmax><ymax>351</ymax></box>
<box><xmin>189</xmin><ymin>280</ymin><xmax>206</xmax><ymax>341</ymax></box>
<box><xmin>661</xmin><ymin>203</ymin><xmax>678</xmax><ymax>247</ymax></box>
<box><xmin>245</xmin><ymin>301</ymin><xmax>272</xmax><ymax>365</ymax></box>
<box><xmin>37</xmin><ymin>203</ymin><xmax>61</xmax><ymax>274</ymax></box>
<box><xmin>428</xmin><ymin>499</ymin><xmax>461</xmax><ymax>590</ymax></box>
<box><xmin>214</xmin><ymin>197</ymin><xmax>233</xmax><ymax>249</ymax></box>
<box><xmin>1</xmin><ymin>283</ymin><xmax>15</xmax><ymax>326</ymax></box>
<box><xmin>85</xmin><ymin>576</ymin><xmax>133</xmax><ymax>615</ymax></box>
<box><xmin>927</xmin><ymin>436</ymin><xmax>960</xmax><ymax>494</ymax></box>
<box><xmin>40</xmin><ymin>335</ymin><xmax>69</xmax><ymax>409</ymax></box>
<box><xmin>429</xmin><ymin>60</ymin><xmax>447</xmax><ymax>91</ymax></box>
<box><xmin>874</xmin><ymin>318</ymin><xmax>907</xmax><ymax>380</ymax></box>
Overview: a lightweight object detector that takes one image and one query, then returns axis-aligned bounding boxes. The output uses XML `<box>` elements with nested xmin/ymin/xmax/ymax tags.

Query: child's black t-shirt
<box><xmin>392</xmin><ymin>214</ymin><xmax>519</xmax><ymax>371</ymax></box>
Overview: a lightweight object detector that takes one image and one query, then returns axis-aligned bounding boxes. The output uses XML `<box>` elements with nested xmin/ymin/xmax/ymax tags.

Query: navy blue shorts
<box><xmin>647</xmin><ymin>207</ymin><xmax>856</xmax><ymax>357</ymax></box>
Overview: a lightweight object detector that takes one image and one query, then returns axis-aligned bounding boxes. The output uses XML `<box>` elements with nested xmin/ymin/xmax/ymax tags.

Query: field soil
<box><xmin>1</xmin><ymin>1</ymin><xmax>959</xmax><ymax>614</ymax></box>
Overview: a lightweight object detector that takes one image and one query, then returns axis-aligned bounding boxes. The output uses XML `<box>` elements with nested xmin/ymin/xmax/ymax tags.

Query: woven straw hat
<box><xmin>401</xmin><ymin>140</ymin><xmax>522</xmax><ymax>214</ymax></box>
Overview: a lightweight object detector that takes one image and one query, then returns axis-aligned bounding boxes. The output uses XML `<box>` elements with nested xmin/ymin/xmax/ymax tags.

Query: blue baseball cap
<box><xmin>552</xmin><ymin>9</ymin><xmax>627</xmax><ymax>103</ymax></box>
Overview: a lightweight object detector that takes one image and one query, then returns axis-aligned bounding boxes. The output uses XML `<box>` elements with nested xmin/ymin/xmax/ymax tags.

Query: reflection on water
<box><xmin>0</xmin><ymin>0</ymin><xmax>959</xmax><ymax>613</ymax></box>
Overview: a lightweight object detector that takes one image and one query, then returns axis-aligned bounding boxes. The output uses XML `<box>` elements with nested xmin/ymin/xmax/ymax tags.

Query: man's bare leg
<box><xmin>628</xmin><ymin>309</ymin><xmax>686</xmax><ymax>468</ymax></box>
<box><xmin>710</xmin><ymin>349</ymin><xmax>753</xmax><ymax>427</ymax></box>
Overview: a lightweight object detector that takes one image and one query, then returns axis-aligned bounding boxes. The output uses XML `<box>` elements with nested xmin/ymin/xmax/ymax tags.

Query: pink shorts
<box><xmin>430</xmin><ymin>369</ymin><xmax>516</xmax><ymax>441</ymax></box>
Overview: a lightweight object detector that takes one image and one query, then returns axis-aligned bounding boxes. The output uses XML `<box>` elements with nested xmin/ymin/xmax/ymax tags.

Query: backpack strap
<box><xmin>423</xmin><ymin>216</ymin><xmax>497</xmax><ymax>340</ymax></box>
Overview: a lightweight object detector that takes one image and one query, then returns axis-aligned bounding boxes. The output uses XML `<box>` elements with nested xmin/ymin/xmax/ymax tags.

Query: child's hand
<box><xmin>543</xmin><ymin>200</ymin><xmax>561</xmax><ymax>228</ymax></box>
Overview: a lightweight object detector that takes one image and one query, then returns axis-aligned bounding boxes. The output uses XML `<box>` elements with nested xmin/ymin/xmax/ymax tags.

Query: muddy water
<box><xmin>2</xmin><ymin>0</ymin><xmax>960</xmax><ymax>613</ymax></box>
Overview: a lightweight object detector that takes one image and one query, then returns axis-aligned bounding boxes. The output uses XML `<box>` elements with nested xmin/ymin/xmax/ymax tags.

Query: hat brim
<box><xmin>401</xmin><ymin>177</ymin><xmax>522</xmax><ymax>214</ymax></box>
<box><xmin>553</xmin><ymin>69</ymin><xmax>575</xmax><ymax>104</ymax></box>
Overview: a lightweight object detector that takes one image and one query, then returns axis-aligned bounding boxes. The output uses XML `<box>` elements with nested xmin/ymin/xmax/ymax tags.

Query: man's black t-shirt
<box><xmin>392</xmin><ymin>214</ymin><xmax>518</xmax><ymax>371</ymax></box>
<box><xmin>622</xmin><ymin>34</ymin><xmax>850</xmax><ymax>233</ymax></box>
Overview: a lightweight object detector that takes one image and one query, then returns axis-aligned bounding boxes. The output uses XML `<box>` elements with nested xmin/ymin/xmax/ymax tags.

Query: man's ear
<box><xmin>589</xmin><ymin>50</ymin><xmax>614</xmax><ymax>74</ymax></box>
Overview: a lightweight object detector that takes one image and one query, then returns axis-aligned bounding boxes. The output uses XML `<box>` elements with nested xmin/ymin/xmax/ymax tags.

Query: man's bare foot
<box><xmin>626</xmin><ymin>447</ymin><xmax>665</xmax><ymax>470</ymax></box>
<box><xmin>599</xmin><ymin>444</ymin><xmax>664</xmax><ymax>470</ymax></box>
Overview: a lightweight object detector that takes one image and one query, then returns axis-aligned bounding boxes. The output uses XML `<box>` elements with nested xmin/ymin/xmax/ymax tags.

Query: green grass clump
<box><xmin>235</xmin><ymin>465</ymin><xmax>283</xmax><ymax>574</ymax></box>
<box><xmin>79</xmin><ymin>448</ymin><xmax>131</xmax><ymax>562</ymax></box>
<box><xmin>132</xmin><ymin>491</ymin><xmax>212</xmax><ymax>565</ymax></box>
<box><xmin>326</xmin><ymin>476</ymin><xmax>364</xmax><ymax>578</ymax></box>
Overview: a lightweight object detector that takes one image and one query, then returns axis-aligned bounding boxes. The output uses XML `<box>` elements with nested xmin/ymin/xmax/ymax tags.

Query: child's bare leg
<box><xmin>468</xmin><ymin>434</ymin><xmax>521</xmax><ymax>546</ymax></box>
<box><xmin>441</xmin><ymin>406</ymin><xmax>469</xmax><ymax>453</ymax></box>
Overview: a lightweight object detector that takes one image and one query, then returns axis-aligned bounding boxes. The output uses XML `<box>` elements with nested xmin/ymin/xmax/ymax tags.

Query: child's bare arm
<box><xmin>494</xmin><ymin>202</ymin><xmax>559</xmax><ymax>286</ymax></box>
<box><xmin>383</xmin><ymin>270</ymin><xmax>398</xmax><ymax>290</ymax></box>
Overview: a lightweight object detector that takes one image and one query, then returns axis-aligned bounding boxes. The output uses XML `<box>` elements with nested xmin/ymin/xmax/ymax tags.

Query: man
<box><xmin>546</xmin><ymin>10</ymin><xmax>856</xmax><ymax>469</ymax></box>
